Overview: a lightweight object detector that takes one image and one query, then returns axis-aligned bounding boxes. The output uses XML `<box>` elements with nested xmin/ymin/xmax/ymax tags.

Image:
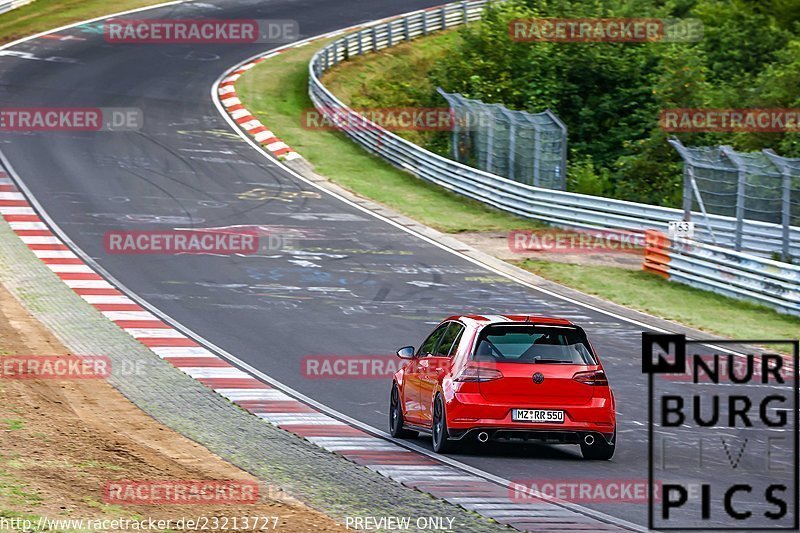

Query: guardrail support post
<box><xmin>332</xmin><ymin>41</ymin><xmax>339</xmax><ymax>65</ymax></box>
<box><xmin>462</xmin><ymin>1</ymin><xmax>469</xmax><ymax>23</ymax></box>
<box><xmin>422</xmin><ymin>11</ymin><xmax>428</xmax><ymax>36</ymax></box>
<box><xmin>388</xmin><ymin>23</ymin><xmax>393</xmax><ymax>47</ymax></box>
<box><xmin>404</xmin><ymin>17</ymin><xmax>410</xmax><ymax>41</ymax></box>
<box><xmin>357</xmin><ymin>30</ymin><xmax>363</xmax><ymax>55</ymax></box>
<box><xmin>372</xmin><ymin>27</ymin><xmax>377</xmax><ymax>51</ymax></box>
<box><xmin>441</xmin><ymin>6</ymin><xmax>448</xmax><ymax>29</ymax></box>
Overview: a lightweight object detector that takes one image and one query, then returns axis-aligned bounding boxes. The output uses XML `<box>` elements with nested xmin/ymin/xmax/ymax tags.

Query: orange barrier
<box><xmin>643</xmin><ymin>229</ymin><xmax>671</xmax><ymax>278</ymax></box>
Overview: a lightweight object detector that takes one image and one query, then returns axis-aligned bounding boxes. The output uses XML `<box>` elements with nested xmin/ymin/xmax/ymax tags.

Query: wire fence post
<box><xmin>485</xmin><ymin>112</ymin><xmax>495</xmax><ymax>174</ymax></box>
<box><xmin>720</xmin><ymin>146</ymin><xmax>746</xmax><ymax>251</ymax></box>
<box><xmin>547</xmin><ymin>109</ymin><xmax>568</xmax><ymax>191</ymax></box>
<box><xmin>765</xmin><ymin>149</ymin><xmax>793</xmax><ymax>261</ymax></box>
<box><xmin>533</xmin><ymin>125</ymin><xmax>541</xmax><ymax>187</ymax></box>
<box><xmin>508</xmin><ymin>120</ymin><xmax>517</xmax><ymax>182</ymax></box>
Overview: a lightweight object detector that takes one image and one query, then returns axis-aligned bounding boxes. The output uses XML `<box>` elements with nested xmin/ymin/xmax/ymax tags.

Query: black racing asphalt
<box><xmin>1</xmin><ymin>1</ymin><xmax>793</xmax><ymax>528</ymax></box>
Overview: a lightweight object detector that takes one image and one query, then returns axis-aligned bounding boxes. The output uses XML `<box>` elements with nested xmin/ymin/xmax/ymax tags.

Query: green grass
<box><xmin>0</xmin><ymin>0</ymin><xmax>170</xmax><ymax>44</ymax></box>
<box><xmin>1</xmin><ymin>419</ymin><xmax>24</xmax><ymax>431</ymax></box>
<box><xmin>0</xmin><ymin>471</ymin><xmax>42</xmax><ymax>507</ymax></box>
<box><xmin>519</xmin><ymin>259</ymin><xmax>800</xmax><ymax>341</ymax></box>
<box><xmin>236</xmin><ymin>36</ymin><xmax>800</xmax><ymax>340</ymax></box>
<box><xmin>235</xmin><ymin>39</ymin><xmax>542</xmax><ymax>234</ymax></box>
<box><xmin>322</xmin><ymin>30</ymin><xmax>459</xmax><ymax>151</ymax></box>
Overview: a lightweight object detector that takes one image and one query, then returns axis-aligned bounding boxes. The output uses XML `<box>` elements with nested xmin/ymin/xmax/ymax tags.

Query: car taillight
<box><xmin>573</xmin><ymin>370</ymin><xmax>608</xmax><ymax>386</ymax></box>
<box><xmin>454</xmin><ymin>366</ymin><xmax>503</xmax><ymax>382</ymax></box>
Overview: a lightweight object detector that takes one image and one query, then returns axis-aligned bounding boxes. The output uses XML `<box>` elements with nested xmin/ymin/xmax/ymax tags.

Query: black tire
<box><xmin>432</xmin><ymin>395</ymin><xmax>456</xmax><ymax>453</ymax></box>
<box><xmin>389</xmin><ymin>383</ymin><xmax>418</xmax><ymax>438</ymax></box>
<box><xmin>580</xmin><ymin>432</ymin><xmax>615</xmax><ymax>460</ymax></box>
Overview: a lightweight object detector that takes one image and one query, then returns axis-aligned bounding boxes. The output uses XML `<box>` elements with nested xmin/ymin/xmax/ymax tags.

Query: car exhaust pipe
<box><xmin>477</xmin><ymin>431</ymin><xmax>489</xmax><ymax>443</ymax></box>
<box><xmin>584</xmin><ymin>434</ymin><xmax>595</xmax><ymax>446</ymax></box>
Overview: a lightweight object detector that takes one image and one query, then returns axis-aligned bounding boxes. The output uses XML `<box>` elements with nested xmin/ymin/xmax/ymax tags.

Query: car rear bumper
<box><xmin>445</xmin><ymin>391</ymin><xmax>615</xmax><ymax>444</ymax></box>
<box><xmin>448</xmin><ymin>426</ymin><xmax>615</xmax><ymax>445</ymax></box>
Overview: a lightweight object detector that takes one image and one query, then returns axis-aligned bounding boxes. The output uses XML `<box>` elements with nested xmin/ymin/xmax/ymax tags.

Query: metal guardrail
<box><xmin>0</xmin><ymin>0</ymin><xmax>34</xmax><ymax>15</ymax></box>
<box><xmin>307</xmin><ymin>0</ymin><xmax>800</xmax><ymax>315</ymax></box>
<box><xmin>644</xmin><ymin>230</ymin><xmax>800</xmax><ymax>317</ymax></box>
<box><xmin>308</xmin><ymin>1</ymin><xmax>800</xmax><ymax>260</ymax></box>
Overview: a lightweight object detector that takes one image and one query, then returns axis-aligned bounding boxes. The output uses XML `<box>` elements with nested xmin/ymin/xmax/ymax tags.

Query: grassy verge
<box><xmin>235</xmin><ymin>35</ymin><xmax>800</xmax><ymax>339</ymax></box>
<box><xmin>235</xmin><ymin>38</ymin><xmax>542</xmax><ymax>234</ymax></box>
<box><xmin>0</xmin><ymin>0</ymin><xmax>169</xmax><ymax>44</ymax></box>
<box><xmin>322</xmin><ymin>30</ymin><xmax>459</xmax><ymax>153</ymax></box>
<box><xmin>518</xmin><ymin>260</ymin><xmax>800</xmax><ymax>341</ymax></box>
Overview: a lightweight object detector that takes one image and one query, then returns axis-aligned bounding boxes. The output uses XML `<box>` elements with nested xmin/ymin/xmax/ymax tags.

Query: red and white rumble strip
<box><xmin>218</xmin><ymin>56</ymin><xmax>302</xmax><ymax>161</ymax></box>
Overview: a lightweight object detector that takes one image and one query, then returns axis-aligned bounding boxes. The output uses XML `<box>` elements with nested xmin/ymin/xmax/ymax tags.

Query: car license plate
<box><xmin>512</xmin><ymin>409</ymin><xmax>564</xmax><ymax>423</ymax></box>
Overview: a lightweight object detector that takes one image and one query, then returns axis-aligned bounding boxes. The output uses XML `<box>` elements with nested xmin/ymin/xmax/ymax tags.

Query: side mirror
<box><xmin>396</xmin><ymin>346</ymin><xmax>416</xmax><ymax>359</ymax></box>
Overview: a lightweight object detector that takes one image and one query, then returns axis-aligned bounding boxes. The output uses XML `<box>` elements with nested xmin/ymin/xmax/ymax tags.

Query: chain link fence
<box><xmin>670</xmin><ymin>138</ymin><xmax>800</xmax><ymax>261</ymax></box>
<box><xmin>437</xmin><ymin>88</ymin><xmax>567</xmax><ymax>190</ymax></box>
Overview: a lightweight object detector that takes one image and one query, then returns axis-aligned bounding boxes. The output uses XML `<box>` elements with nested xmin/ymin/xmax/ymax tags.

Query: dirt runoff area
<box><xmin>0</xmin><ymin>282</ymin><xmax>343</xmax><ymax>532</ymax></box>
<box><xmin>457</xmin><ymin>230</ymin><xmax>644</xmax><ymax>269</ymax></box>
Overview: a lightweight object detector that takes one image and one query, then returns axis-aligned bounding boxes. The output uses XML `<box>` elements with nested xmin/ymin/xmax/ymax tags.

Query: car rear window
<box><xmin>471</xmin><ymin>324</ymin><xmax>597</xmax><ymax>365</ymax></box>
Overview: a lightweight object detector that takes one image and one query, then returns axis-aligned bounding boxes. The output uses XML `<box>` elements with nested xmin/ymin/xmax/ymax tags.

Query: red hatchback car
<box><xmin>389</xmin><ymin>314</ymin><xmax>616</xmax><ymax>459</ymax></box>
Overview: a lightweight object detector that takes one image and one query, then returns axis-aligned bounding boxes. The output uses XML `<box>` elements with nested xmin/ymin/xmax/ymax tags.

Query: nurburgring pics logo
<box><xmin>661</xmin><ymin>108</ymin><xmax>800</xmax><ymax>132</ymax></box>
<box><xmin>103</xmin><ymin>480</ymin><xmax>260</xmax><ymax>505</ymax></box>
<box><xmin>643</xmin><ymin>333</ymin><xmax>799</xmax><ymax>530</ymax></box>
<box><xmin>0</xmin><ymin>108</ymin><xmax>143</xmax><ymax>131</ymax></box>
<box><xmin>104</xmin><ymin>19</ymin><xmax>299</xmax><ymax>44</ymax></box>
<box><xmin>509</xmin><ymin>18</ymin><xmax>703</xmax><ymax>43</ymax></box>
<box><xmin>508</xmin><ymin>229</ymin><xmax>645</xmax><ymax>254</ymax></box>
<box><xmin>662</xmin><ymin>353</ymin><xmax>794</xmax><ymax>383</ymax></box>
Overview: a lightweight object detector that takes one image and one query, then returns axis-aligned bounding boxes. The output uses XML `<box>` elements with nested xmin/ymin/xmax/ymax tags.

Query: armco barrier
<box><xmin>308</xmin><ymin>0</ymin><xmax>800</xmax><ymax>259</ymax></box>
<box><xmin>0</xmin><ymin>0</ymin><xmax>34</xmax><ymax>15</ymax></box>
<box><xmin>644</xmin><ymin>230</ymin><xmax>800</xmax><ymax>317</ymax></box>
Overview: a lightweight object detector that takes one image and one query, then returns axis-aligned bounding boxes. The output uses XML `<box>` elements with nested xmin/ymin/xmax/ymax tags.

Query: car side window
<box><xmin>417</xmin><ymin>323</ymin><xmax>450</xmax><ymax>357</ymax></box>
<box><xmin>435</xmin><ymin>323</ymin><xmax>465</xmax><ymax>357</ymax></box>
